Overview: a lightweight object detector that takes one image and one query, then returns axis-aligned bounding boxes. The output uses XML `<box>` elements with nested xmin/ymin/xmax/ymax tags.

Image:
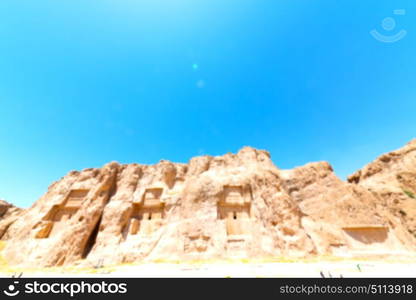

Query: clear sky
<box><xmin>0</xmin><ymin>1</ymin><xmax>415</xmax><ymax>208</ymax></box>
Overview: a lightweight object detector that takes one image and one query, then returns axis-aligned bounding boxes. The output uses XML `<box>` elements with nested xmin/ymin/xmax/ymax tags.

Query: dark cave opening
<box><xmin>82</xmin><ymin>215</ymin><xmax>102</xmax><ymax>259</ymax></box>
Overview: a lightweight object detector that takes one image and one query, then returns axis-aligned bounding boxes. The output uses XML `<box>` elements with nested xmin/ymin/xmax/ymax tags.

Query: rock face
<box><xmin>2</xmin><ymin>144</ymin><xmax>416</xmax><ymax>268</ymax></box>
<box><xmin>348</xmin><ymin>139</ymin><xmax>416</xmax><ymax>239</ymax></box>
<box><xmin>0</xmin><ymin>200</ymin><xmax>22</xmax><ymax>240</ymax></box>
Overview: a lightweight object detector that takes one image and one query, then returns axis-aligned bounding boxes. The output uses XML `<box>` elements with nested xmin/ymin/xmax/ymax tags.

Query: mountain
<box><xmin>349</xmin><ymin>139</ymin><xmax>416</xmax><ymax>238</ymax></box>
<box><xmin>1</xmin><ymin>143</ymin><xmax>416</xmax><ymax>268</ymax></box>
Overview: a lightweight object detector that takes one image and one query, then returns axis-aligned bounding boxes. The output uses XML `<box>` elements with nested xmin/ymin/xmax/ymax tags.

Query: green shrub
<box><xmin>404</xmin><ymin>190</ymin><xmax>416</xmax><ymax>199</ymax></box>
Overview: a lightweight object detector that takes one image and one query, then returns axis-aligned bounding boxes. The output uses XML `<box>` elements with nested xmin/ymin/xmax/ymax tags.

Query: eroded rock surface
<box><xmin>349</xmin><ymin>139</ymin><xmax>416</xmax><ymax>238</ymax></box>
<box><xmin>0</xmin><ymin>200</ymin><xmax>23</xmax><ymax>240</ymax></box>
<box><xmin>2</xmin><ymin>144</ymin><xmax>416</xmax><ymax>268</ymax></box>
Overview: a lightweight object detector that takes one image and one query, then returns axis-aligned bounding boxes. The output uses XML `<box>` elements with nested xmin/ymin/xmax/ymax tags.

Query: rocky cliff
<box><xmin>2</xmin><ymin>143</ymin><xmax>416</xmax><ymax>268</ymax></box>
<box><xmin>349</xmin><ymin>139</ymin><xmax>416</xmax><ymax>238</ymax></box>
<box><xmin>0</xmin><ymin>200</ymin><xmax>22</xmax><ymax>240</ymax></box>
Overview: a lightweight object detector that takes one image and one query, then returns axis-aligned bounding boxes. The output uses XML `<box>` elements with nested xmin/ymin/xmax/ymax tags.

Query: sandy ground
<box><xmin>1</xmin><ymin>258</ymin><xmax>416</xmax><ymax>278</ymax></box>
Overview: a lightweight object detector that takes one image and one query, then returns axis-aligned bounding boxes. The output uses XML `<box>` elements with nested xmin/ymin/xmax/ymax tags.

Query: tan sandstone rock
<box><xmin>2</xmin><ymin>145</ymin><xmax>416</xmax><ymax>268</ymax></box>
<box><xmin>348</xmin><ymin>139</ymin><xmax>416</xmax><ymax>238</ymax></box>
<box><xmin>0</xmin><ymin>200</ymin><xmax>22</xmax><ymax>240</ymax></box>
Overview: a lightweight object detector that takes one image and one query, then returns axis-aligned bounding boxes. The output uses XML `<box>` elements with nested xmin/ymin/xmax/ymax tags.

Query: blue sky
<box><xmin>0</xmin><ymin>1</ymin><xmax>415</xmax><ymax>207</ymax></box>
